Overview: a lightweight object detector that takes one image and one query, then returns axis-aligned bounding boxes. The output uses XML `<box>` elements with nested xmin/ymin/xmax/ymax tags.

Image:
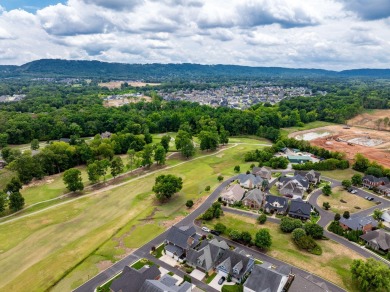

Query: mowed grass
<box><xmin>0</xmin><ymin>168</ymin><xmax>15</xmax><ymax>192</ymax></box>
<box><xmin>317</xmin><ymin>186</ymin><xmax>376</xmax><ymax>214</ymax></box>
<box><xmin>281</xmin><ymin>121</ymin><xmax>337</xmax><ymax>138</ymax></box>
<box><xmin>320</xmin><ymin>168</ymin><xmax>360</xmax><ymax>181</ymax></box>
<box><xmin>0</xmin><ymin>142</ymin><xmax>261</xmax><ymax>292</ymax></box>
<box><xmin>204</xmin><ymin>213</ymin><xmax>362</xmax><ymax>291</ymax></box>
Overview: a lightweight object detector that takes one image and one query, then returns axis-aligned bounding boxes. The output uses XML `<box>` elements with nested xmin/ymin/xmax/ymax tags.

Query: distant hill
<box><xmin>0</xmin><ymin>59</ymin><xmax>390</xmax><ymax>81</ymax></box>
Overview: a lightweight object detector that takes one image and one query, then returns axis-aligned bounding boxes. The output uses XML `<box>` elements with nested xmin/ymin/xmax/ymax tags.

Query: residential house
<box><xmin>238</xmin><ymin>174</ymin><xmax>264</xmax><ymax>189</ymax></box>
<box><xmin>252</xmin><ymin>166</ymin><xmax>272</xmax><ymax>180</ymax></box>
<box><xmin>287</xmin><ymin>155</ymin><xmax>312</xmax><ymax>164</ymax></box>
<box><xmin>0</xmin><ymin>159</ymin><xmax>6</xmax><ymax>169</ymax></box>
<box><xmin>288</xmin><ymin>199</ymin><xmax>312</xmax><ymax>220</ymax></box>
<box><xmin>339</xmin><ymin>216</ymin><xmax>378</xmax><ymax>234</ymax></box>
<box><xmin>382</xmin><ymin>210</ymin><xmax>390</xmax><ymax>223</ymax></box>
<box><xmin>164</xmin><ymin>225</ymin><xmax>198</xmax><ymax>260</ymax></box>
<box><xmin>362</xmin><ymin>175</ymin><xmax>390</xmax><ymax>189</ymax></box>
<box><xmin>244</xmin><ymin>262</ymin><xmax>292</xmax><ymax>292</ymax></box>
<box><xmin>242</xmin><ymin>189</ymin><xmax>265</xmax><ymax>209</ymax></box>
<box><xmin>187</xmin><ymin>239</ymin><xmax>229</xmax><ymax>273</ymax></box>
<box><xmin>360</xmin><ymin>229</ymin><xmax>390</xmax><ymax>253</ymax></box>
<box><xmin>110</xmin><ymin>265</ymin><xmax>161</xmax><ymax>292</ymax></box>
<box><xmin>101</xmin><ymin>131</ymin><xmax>113</xmax><ymax>139</ymax></box>
<box><xmin>378</xmin><ymin>184</ymin><xmax>390</xmax><ymax>197</ymax></box>
<box><xmin>220</xmin><ymin>184</ymin><xmax>246</xmax><ymax>205</ymax></box>
<box><xmin>140</xmin><ymin>274</ymin><xmax>192</xmax><ymax>292</ymax></box>
<box><xmin>215</xmin><ymin>248</ymin><xmax>254</xmax><ymax>283</ymax></box>
<box><xmin>278</xmin><ymin>175</ymin><xmax>309</xmax><ymax>199</ymax></box>
<box><xmin>264</xmin><ymin>195</ymin><xmax>288</xmax><ymax>215</ymax></box>
<box><xmin>289</xmin><ymin>275</ymin><xmax>329</xmax><ymax>292</ymax></box>
<box><xmin>294</xmin><ymin>170</ymin><xmax>321</xmax><ymax>184</ymax></box>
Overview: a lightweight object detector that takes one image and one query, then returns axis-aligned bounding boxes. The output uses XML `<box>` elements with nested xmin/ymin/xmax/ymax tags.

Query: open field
<box><xmin>281</xmin><ymin>121</ymin><xmax>337</xmax><ymax>138</ymax></box>
<box><xmin>320</xmin><ymin>169</ymin><xmax>360</xmax><ymax>181</ymax></box>
<box><xmin>317</xmin><ymin>186</ymin><xmax>376</xmax><ymax>214</ymax></box>
<box><xmin>0</xmin><ymin>142</ymin><xmax>260</xmax><ymax>292</ymax></box>
<box><xmin>289</xmin><ymin>125</ymin><xmax>390</xmax><ymax>168</ymax></box>
<box><xmin>103</xmin><ymin>95</ymin><xmax>152</xmax><ymax>107</ymax></box>
<box><xmin>98</xmin><ymin>81</ymin><xmax>160</xmax><ymax>89</ymax></box>
<box><xmin>204</xmin><ymin>213</ymin><xmax>363</xmax><ymax>291</ymax></box>
<box><xmin>347</xmin><ymin>109</ymin><xmax>390</xmax><ymax>131</ymax></box>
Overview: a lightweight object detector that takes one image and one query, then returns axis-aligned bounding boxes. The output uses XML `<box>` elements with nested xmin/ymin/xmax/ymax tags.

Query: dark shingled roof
<box><xmin>294</xmin><ymin>170</ymin><xmax>321</xmax><ymax>182</ymax></box>
<box><xmin>360</xmin><ymin>229</ymin><xmax>390</xmax><ymax>251</ymax></box>
<box><xmin>215</xmin><ymin>248</ymin><xmax>253</xmax><ymax>279</ymax></box>
<box><xmin>110</xmin><ymin>265</ymin><xmax>161</xmax><ymax>292</ymax></box>
<box><xmin>288</xmin><ymin>199</ymin><xmax>312</xmax><ymax>219</ymax></box>
<box><xmin>165</xmin><ymin>225</ymin><xmax>196</xmax><ymax>250</ymax></box>
<box><xmin>340</xmin><ymin>215</ymin><xmax>378</xmax><ymax>231</ymax></box>
<box><xmin>279</xmin><ymin>174</ymin><xmax>309</xmax><ymax>189</ymax></box>
<box><xmin>244</xmin><ymin>264</ymin><xmax>289</xmax><ymax>292</ymax></box>
<box><xmin>289</xmin><ymin>274</ymin><xmax>329</xmax><ymax>292</ymax></box>
<box><xmin>363</xmin><ymin>175</ymin><xmax>390</xmax><ymax>184</ymax></box>
<box><xmin>265</xmin><ymin>195</ymin><xmax>288</xmax><ymax>212</ymax></box>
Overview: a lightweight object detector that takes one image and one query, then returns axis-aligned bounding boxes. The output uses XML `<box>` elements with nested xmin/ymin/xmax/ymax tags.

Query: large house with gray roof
<box><xmin>242</xmin><ymin>189</ymin><xmax>265</xmax><ymax>209</ymax></box>
<box><xmin>339</xmin><ymin>215</ymin><xmax>378</xmax><ymax>234</ymax></box>
<box><xmin>360</xmin><ymin>229</ymin><xmax>390</xmax><ymax>253</ymax></box>
<box><xmin>140</xmin><ymin>274</ymin><xmax>192</xmax><ymax>292</ymax></box>
<box><xmin>278</xmin><ymin>175</ymin><xmax>309</xmax><ymax>199</ymax></box>
<box><xmin>264</xmin><ymin>195</ymin><xmax>288</xmax><ymax>215</ymax></box>
<box><xmin>294</xmin><ymin>170</ymin><xmax>321</xmax><ymax>184</ymax></box>
<box><xmin>220</xmin><ymin>184</ymin><xmax>246</xmax><ymax>205</ymax></box>
<box><xmin>252</xmin><ymin>166</ymin><xmax>272</xmax><ymax>180</ymax></box>
<box><xmin>288</xmin><ymin>199</ymin><xmax>312</xmax><ymax>220</ymax></box>
<box><xmin>362</xmin><ymin>175</ymin><xmax>390</xmax><ymax>189</ymax></box>
<box><xmin>238</xmin><ymin>174</ymin><xmax>264</xmax><ymax>189</ymax></box>
<box><xmin>164</xmin><ymin>225</ymin><xmax>198</xmax><ymax>260</ymax></box>
<box><xmin>244</xmin><ymin>262</ymin><xmax>292</xmax><ymax>292</ymax></box>
<box><xmin>110</xmin><ymin>265</ymin><xmax>161</xmax><ymax>292</ymax></box>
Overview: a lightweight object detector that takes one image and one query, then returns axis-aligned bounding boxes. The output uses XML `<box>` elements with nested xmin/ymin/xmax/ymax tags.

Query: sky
<box><xmin>0</xmin><ymin>0</ymin><xmax>390</xmax><ymax>70</ymax></box>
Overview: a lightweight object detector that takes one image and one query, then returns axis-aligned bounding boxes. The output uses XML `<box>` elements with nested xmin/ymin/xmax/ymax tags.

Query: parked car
<box><xmin>218</xmin><ymin>276</ymin><xmax>226</xmax><ymax>285</ymax></box>
<box><xmin>351</xmin><ymin>190</ymin><xmax>357</xmax><ymax>194</ymax></box>
<box><xmin>365</xmin><ymin>196</ymin><xmax>374</xmax><ymax>201</ymax></box>
<box><xmin>201</xmin><ymin>226</ymin><xmax>210</xmax><ymax>232</ymax></box>
<box><xmin>210</xmin><ymin>230</ymin><xmax>221</xmax><ymax>236</ymax></box>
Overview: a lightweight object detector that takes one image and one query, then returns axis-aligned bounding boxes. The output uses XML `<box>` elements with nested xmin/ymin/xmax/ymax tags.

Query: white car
<box><xmin>201</xmin><ymin>226</ymin><xmax>210</xmax><ymax>232</ymax></box>
<box><xmin>351</xmin><ymin>190</ymin><xmax>358</xmax><ymax>194</ymax></box>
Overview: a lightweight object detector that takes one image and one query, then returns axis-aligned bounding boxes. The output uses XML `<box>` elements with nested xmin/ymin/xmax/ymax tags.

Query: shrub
<box><xmin>292</xmin><ymin>228</ymin><xmax>306</xmax><ymax>241</ymax></box>
<box><xmin>294</xmin><ymin>235</ymin><xmax>322</xmax><ymax>255</ymax></box>
<box><xmin>217</xmin><ymin>175</ymin><xmax>224</xmax><ymax>182</ymax></box>
<box><xmin>234</xmin><ymin>165</ymin><xmax>240</xmax><ymax>173</ymax></box>
<box><xmin>280</xmin><ymin>217</ymin><xmax>303</xmax><ymax>233</ymax></box>
<box><xmin>205</xmin><ymin>186</ymin><xmax>211</xmax><ymax>191</ymax></box>
<box><xmin>214</xmin><ymin>223</ymin><xmax>227</xmax><ymax>234</ymax></box>
<box><xmin>334</xmin><ymin>213</ymin><xmax>341</xmax><ymax>221</ymax></box>
<box><xmin>229</xmin><ymin>230</ymin><xmax>242</xmax><ymax>241</ymax></box>
<box><xmin>322</xmin><ymin>202</ymin><xmax>331</xmax><ymax>210</ymax></box>
<box><xmin>183</xmin><ymin>275</ymin><xmax>192</xmax><ymax>282</ymax></box>
<box><xmin>322</xmin><ymin>184</ymin><xmax>332</xmax><ymax>196</ymax></box>
<box><xmin>343</xmin><ymin>211</ymin><xmax>350</xmax><ymax>219</ymax></box>
<box><xmin>328</xmin><ymin>221</ymin><xmax>344</xmax><ymax>235</ymax></box>
<box><xmin>241</xmin><ymin>231</ymin><xmax>252</xmax><ymax>244</ymax></box>
<box><xmin>185</xmin><ymin>200</ymin><xmax>194</xmax><ymax>208</ymax></box>
<box><xmin>304</xmin><ymin>223</ymin><xmax>324</xmax><ymax>239</ymax></box>
<box><xmin>257</xmin><ymin>214</ymin><xmax>267</xmax><ymax>224</ymax></box>
<box><xmin>254</xmin><ymin>229</ymin><xmax>272</xmax><ymax>250</ymax></box>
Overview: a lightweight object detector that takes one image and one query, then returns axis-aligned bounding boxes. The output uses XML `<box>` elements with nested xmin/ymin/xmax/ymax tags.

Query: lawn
<box><xmin>204</xmin><ymin>213</ymin><xmax>363</xmax><ymax>291</ymax></box>
<box><xmin>269</xmin><ymin>185</ymin><xmax>280</xmax><ymax>196</ymax></box>
<box><xmin>317</xmin><ymin>186</ymin><xmax>376</xmax><ymax>214</ymax></box>
<box><xmin>0</xmin><ymin>168</ymin><xmax>15</xmax><ymax>191</ymax></box>
<box><xmin>320</xmin><ymin>168</ymin><xmax>360</xmax><ymax>181</ymax></box>
<box><xmin>221</xmin><ymin>284</ymin><xmax>243</xmax><ymax>292</ymax></box>
<box><xmin>0</xmin><ymin>141</ymin><xmax>262</xmax><ymax>292</ymax></box>
<box><xmin>205</xmin><ymin>272</ymin><xmax>217</xmax><ymax>284</ymax></box>
<box><xmin>281</xmin><ymin>121</ymin><xmax>337</xmax><ymax>138</ymax></box>
<box><xmin>131</xmin><ymin>258</ymin><xmax>155</xmax><ymax>270</ymax></box>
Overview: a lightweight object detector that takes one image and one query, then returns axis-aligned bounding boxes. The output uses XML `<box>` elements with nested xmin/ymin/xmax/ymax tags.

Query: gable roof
<box><xmin>289</xmin><ymin>274</ymin><xmax>329</xmax><ymax>292</ymax></box>
<box><xmin>289</xmin><ymin>199</ymin><xmax>312</xmax><ymax>218</ymax></box>
<box><xmin>360</xmin><ymin>229</ymin><xmax>390</xmax><ymax>251</ymax></box>
<box><xmin>265</xmin><ymin>195</ymin><xmax>288</xmax><ymax>211</ymax></box>
<box><xmin>252</xmin><ymin>166</ymin><xmax>272</xmax><ymax>177</ymax></box>
<box><xmin>243</xmin><ymin>189</ymin><xmax>265</xmax><ymax>205</ymax></box>
<box><xmin>340</xmin><ymin>215</ymin><xmax>378</xmax><ymax>230</ymax></box>
<box><xmin>187</xmin><ymin>239</ymin><xmax>229</xmax><ymax>272</ymax></box>
<box><xmin>238</xmin><ymin>174</ymin><xmax>263</xmax><ymax>186</ymax></box>
<box><xmin>216</xmin><ymin>248</ymin><xmax>253</xmax><ymax>279</ymax></box>
<box><xmin>363</xmin><ymin>175</ymin><xmax>390</xmax><ymax>184</ymax></box>
<box><xmin>244</xmin><ymin>264</ymin><xmax>289</xmax><ymax>292</ymax></box>
<box><xmin>280</xmin><ymin>175</ymin><xmax>309</xmax><ymax>189</ymax></box>
<box><xmin>111</xmin><ymin>265</ymin><xmax>161</xmax><ymax>292</ymax></box>
<box><xmin>294</xmin><ymin>170</ymin><xmax>321</xmax><ymax>181</ymax></box>
<box><xmin>165</xmin><ymin>225</ymin><xmax>196</xmax><ymax>249</ymax></box>
<box><xmin>140</xmin><ymin>275</ymin><xmax>192</xmax><ymax>292</ymax></box>
<box><xmin>382</xmin><ymin>210</ymin><xmax>390</xmax><ymax>222</ymax></box>
<box><xmin>221</xmin><ymin>184</ymin><xmax>246</xmax><ymax>201</ymax></box>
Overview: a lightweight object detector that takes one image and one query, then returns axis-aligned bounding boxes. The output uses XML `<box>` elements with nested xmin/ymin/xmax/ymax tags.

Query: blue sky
<box><xmin>0</xmin><ymin>0</ymin><xmax>390</xmax><ymax>69</ymax></box>
<box><xmin>0</xmin><ymin>0</ymin><xmax>65</xmax><ymax>11</ymax></box>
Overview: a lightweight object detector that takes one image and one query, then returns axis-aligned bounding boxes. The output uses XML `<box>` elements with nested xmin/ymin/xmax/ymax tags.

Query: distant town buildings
<box><xmin>159</xmin><ymin>84</ymin><xmax>319</xmax><ymax>109</ymax></box>
<box><xmin>0</xmin><ymin>94</ymin><xmax>26</xmax><ymax>103</ymax></box>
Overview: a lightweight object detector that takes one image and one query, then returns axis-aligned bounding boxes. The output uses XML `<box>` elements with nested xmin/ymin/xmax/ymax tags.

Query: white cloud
<box><xmin>0</xmin><ymin>0</ymin><xmax>389</xmax><ymax>69</ymax></box>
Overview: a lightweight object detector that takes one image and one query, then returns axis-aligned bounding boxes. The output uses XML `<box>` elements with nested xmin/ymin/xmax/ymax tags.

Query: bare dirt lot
<box><xmin>98</xmin><ymin>81</ymin><xmax>160</xmax><ymax>89</ymax></box>
<box><xmin>290</xmin><ymin>125</ymin><xmax>390</xmax><ymax>168</ymax></box>
<box><xmin>103</xmin><ymin>95</ymin><xmax>152</xmax><ymax>107</ymax></box>
<box><xmin>347</xmin><ymin>109</ymin><xmax>390</xmax><ymax>131</ymax></box>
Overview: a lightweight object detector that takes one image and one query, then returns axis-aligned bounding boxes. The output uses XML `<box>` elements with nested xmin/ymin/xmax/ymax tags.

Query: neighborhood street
<box><xmin>74</xmin><ymin>173</ymin><xmax>390</xmax><ymax>292</ymax></box>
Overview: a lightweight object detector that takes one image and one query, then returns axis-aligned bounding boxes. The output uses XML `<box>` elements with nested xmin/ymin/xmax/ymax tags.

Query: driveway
<box><xmin>190</xmin><ymin>269</ymin><xmax>205</xmax><ymax>281</ymax></box>
<box><xmin>159</xmin><ymin>255</ymin><xmax>178</xmax><ymax>267</ymax></box>
<box><xmin>208</xmin><ymin>274</ymin><xmax>235</xmax><ymax>291</ymax></box>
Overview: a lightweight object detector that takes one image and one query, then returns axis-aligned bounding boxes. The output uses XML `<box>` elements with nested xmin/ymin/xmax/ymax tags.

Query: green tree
<box><xmin>219</xmin><ymin>125</ymin><xmax>229</xmax><ymax>145</ymax></box>
<box><xmin>229</xmin><ymin>229</ymin><xmax>242</xmax><ymax>241</ymax></box>
<box><xmin>351</xmin><ymin>174</ymin><xmax>363</xmax><ymax>186</ymax></box>
<box><xmin>343</xmin><ymin>211</ymin><xmax>350</xmax><ymax>219</ymax></box>
<box><xmin>31</xmin><ymin>139</ymin><xmax>40</xmax><ymax>150</ymax></box>
<box><xmin>154</xmin><ymin>145</ymin><xmax>166</xmax><ymax>165</ymax></box>
<box><xmin>111</xmin><ymin>156</ymin><xmax>124</xmax><ymax>178</ymax></box>
<box><xmin>180</xmin><ymin>138</ymin><xmax>195</xmax><ymax>158</ymax></box>
<box><xmin>175</xmin><ymin>130</ymin><xmax>192</xmax><ymax>150</ymax></box>
<box><xmin>280</xmin><ymin>217</ymin><xmax>303</xmax><ymax>233</ymax></box>
<box><xmin>372</xmin><ymin>209</ymin><xmax>383</xmax><ymax>221</ymax></box>
<box><xmin>341</xmin><ymin>179</ymin><xmax>352</xmax><ymax>189</ymax></box>
<box><xmin>255</xmin><ymin>229</ymin><xmax>272</xmax><ymax>250</ymax></box>
<box><xmin>304</xmin><ymin>223</ymin><xmax>324</xmax><ymax>239</ymax></box>
<box><xmin>234</xmin><ymin>165</ymin><xmax>240</xmax><ymax>173</ymax></box>
<box><xmin>257</xmin><ymin>214</ymin><xmax>267</xmax><ymax>224</ymax></box>
<box><xmin>199</xmin><ymin>130</ymin><xmax>219</xmax><ymax>151</ymax></box>
<box><xmin>353</xmin><ymin>154</ymin><xmax>370</xmax><ymax>172</ymax></box>
<box><xmin>97</xmin><ymin>159</ymin><xmax>110</xmax><ymax>181</ymax></box>
<box><xmin>4</xmin><ymin>177</ymin><xmax>23</xmax><ymax>194</ymax></box>
<box><xmin>185</xmin><ymin>200</ymin><xmax>194</xmax><ymax>208</ymax></box>
<box><xmin>0</xmin><ymin>133</ymin><xmax>8</xmax><ymax>148</ymax></box>
<box><xmin>205</xmin><ymin>186</ymin><xmax>211</xmax><ymax>191</ymax></box>
<box><xmin>87</xmin><ymin>162</ymin><xmax>100</xmax><ymax>183</ymax></box>
<box><xmin>63</xmin><ymin>168</ymin><xmax>84</xmax><ymax>192</ymax></box>
<box><xmin>322</xmin><ymin>184</ymin><xmax>332</xmax><ymax>196</ymax></box>
<box><xmin>292</xmin><ymin>228</ymin><xmax>306</xmax><ymax>241</ymax></box>
<box><xmin>160</xmin><ymin>135</ymin><xmax>171</xmax><ymax>152</ymax></box>
<box><xmin>350</xmin><ymin>258</ymin><xmax>390</xmax><ymax>292</ymax></box>
<box><xmin>261</xmin><ymin>179</ymin><xmax>269</xmax><ymax>191</ymax></box>
<box><xmin>152</xmin><ymin>174</ymin><xmax>183</xmax><ymax>202</ymax></box>
<box><xmin>214</xmin><ymin>223</ymin><xmax>227</xmax><ymax>234</ymax></box>
<box><xmin>323</xmin><ymin>202</ymin><xmax>331</xmax><ymax>210</ymax></box>
<box><xmin>127</xmin><ymin>149</ymin><xmax>136</xmax><ymax>170</ymax></box>
<box><xmin>9</xmin><ymin>191</ymin><xmax>24</xmax><ymax>212</ymax></box>
<box><xmin>0</xmin><ymin>191</ymin><xmax>6</xmax><ymax>213</ymax></box>
<box><xmin>241</xmin><ymin>231</ymin><xmax>252</xmax><ymax>244</ymax></box>
<box><xmin>365</xmin><ymin>167</ymin><xmax>383</xmax><ymax>178</ymax></box>
<box><xmin>142</xmin><ymin>145</ymin><xmax>154</xmax><ymax>167</ymax></box>
<box><xmin>217</xmin><ymin>175</ymin><xmax>224</xmax><ymax>182</ymax></box>
<box><xmin>334</xmin><ymin>213</ymin><xmax>341</xmax><ymax>221</ymax></box>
